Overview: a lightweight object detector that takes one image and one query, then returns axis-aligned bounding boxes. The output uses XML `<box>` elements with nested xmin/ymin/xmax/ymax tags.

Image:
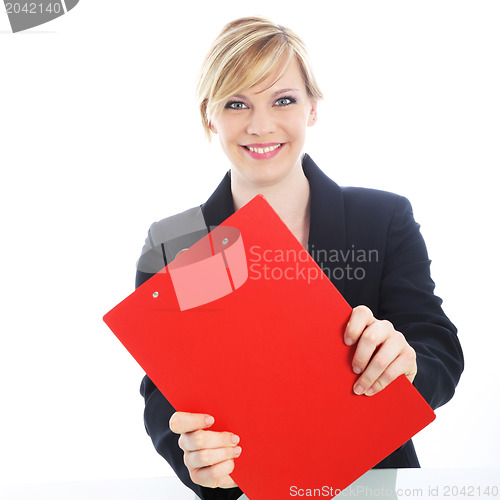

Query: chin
<box><xmin>245</xmin><ymin>167</ymin><xmax>295</xmax><ymax>188</ymax></box>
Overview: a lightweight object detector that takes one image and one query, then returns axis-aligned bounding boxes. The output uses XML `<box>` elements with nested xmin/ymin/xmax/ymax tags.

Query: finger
<box><xmin>351</xmin><ymin>320</ymin><xmax>393</xmax><ymax>374</ymax></box>
<box><xmin>179</xmin><ymin>429</ymin><xmax>240</xmax><ymax>452</ymax></box>
<box><xmin>353</xmin><ymin>333</ymin><xmax>407</xmax><ymax>395</ymax></box>
<box><xmin>344</xmin><ymin>305</ymin><xmax>375</xmax><ymax>346</ymax></box>
<box><xmin>169</xmin><ymin>411</ymin><xmax>215</xmax><ymax>435</ymax></box>
<box><xmin>189</xmin><ymin>459</ymin><xmax>237</xmax><ymax>489</ymax></box>
<box><xmin>184</xmin><ymin>445</ymin><xmax>242</xmax><ymax>469</ymax></box>
<box><xmin>364</xmin><ymin>350</ymin><xmax>416</xmax><ymax>396</ymax></box>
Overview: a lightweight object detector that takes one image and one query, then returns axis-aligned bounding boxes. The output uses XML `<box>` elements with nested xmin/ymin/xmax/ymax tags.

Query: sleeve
<box><xmin>136</xmin><ymin>225</ymin><xmax>244</xmax><ymax>500</ymax></box>
<box><xmin>378</xmin><ymin>196</ymin><xmax>464</xmax><ymax>410</ymax></box>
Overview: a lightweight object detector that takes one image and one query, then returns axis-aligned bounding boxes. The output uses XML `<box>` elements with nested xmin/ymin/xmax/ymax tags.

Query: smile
<box><xmin>242</xmin><ymin>143</ymin><xmax>284</xmax><ymax>159</ymax></box>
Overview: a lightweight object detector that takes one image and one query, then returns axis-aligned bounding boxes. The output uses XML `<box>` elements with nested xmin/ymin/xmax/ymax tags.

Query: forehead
<box><xmin>243</xmin><ymin>58</ymin><xmax>306</xmax><ymax>96</ymax></box>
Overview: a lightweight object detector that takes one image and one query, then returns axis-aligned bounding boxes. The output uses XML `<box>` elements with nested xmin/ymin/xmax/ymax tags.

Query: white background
<box><xmin>1</xmin><ymin>0</ymin><xmax>499</xmax><ymax>487</ymax></box>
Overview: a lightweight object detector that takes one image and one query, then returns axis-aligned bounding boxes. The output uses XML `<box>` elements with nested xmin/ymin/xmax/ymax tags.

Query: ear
<box><xmin>307</xmin><ymin>99</ymin><xmax>318</xmax><ymax>127</ymax></box>
<box><xmin>209</xmin><ymin>120</ymin><xmax>218</xmax><ymax>134</ymax></box>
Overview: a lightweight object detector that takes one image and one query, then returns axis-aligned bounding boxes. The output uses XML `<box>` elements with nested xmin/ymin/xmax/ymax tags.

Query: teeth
<box><xmin>247</xmin><ymin>144</ymin><xmax>281</xmax><ymax>154</ymax></box>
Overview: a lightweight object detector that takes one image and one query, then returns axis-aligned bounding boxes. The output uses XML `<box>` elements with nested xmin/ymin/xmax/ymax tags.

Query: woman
<box><xmin>137</xmin><ymin>16</ymin><xmax>464</xmax><ymax>500</ymax></box>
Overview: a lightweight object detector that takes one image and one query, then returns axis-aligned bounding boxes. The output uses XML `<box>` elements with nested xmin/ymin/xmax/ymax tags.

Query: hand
<box><xmin>169</xmin><ymin>411</ymin><xmax>241</xmax><ymax>489</ymax></box>
<box><xmin>344</xmin><ymin>305</ymin><xmax>417</xmax><ymax>396</ymax></box>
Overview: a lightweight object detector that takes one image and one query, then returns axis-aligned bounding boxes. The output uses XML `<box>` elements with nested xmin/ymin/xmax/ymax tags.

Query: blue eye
<box><xmin>225</xmin><ymin>101</ymin><xmax>248</xmax><ymax>110</ymax></box>
<box><xmin>275</xmin><ymin>97</ymin><xmax>296</xmax><ymax>106</ymax></box>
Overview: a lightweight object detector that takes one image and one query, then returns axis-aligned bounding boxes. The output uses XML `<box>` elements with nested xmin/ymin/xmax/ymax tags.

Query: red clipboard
<box><xmin>103</xmin><ymin>195</ymin><xmax>435</xmax><ymax>499</ymax></box>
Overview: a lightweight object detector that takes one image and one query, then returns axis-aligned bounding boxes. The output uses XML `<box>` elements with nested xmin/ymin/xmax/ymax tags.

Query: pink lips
<box><xmin>241</xmin><ymin>143</ymin><xmax>284</xmax><ymax>160</ymax></box>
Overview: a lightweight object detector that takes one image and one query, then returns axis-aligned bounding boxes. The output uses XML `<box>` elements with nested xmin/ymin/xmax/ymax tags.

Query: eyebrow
<box><xmin>271</xmin><ymin>88</ymin><xmax>301</xmax><ymax>96</ymax></box>
<box><xmin>233</xmin><ymin>88</ymin><xmax>301</xmax><ymax>99</ymax></box>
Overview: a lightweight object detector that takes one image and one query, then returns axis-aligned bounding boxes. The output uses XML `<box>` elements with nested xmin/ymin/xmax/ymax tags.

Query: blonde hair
<box><xmin>196</xmin><ymin>16</ymin><xmax>323</xmax><ymax>140</ymax></box>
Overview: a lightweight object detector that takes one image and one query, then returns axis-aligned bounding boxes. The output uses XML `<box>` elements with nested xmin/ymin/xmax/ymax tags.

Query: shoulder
<box><xmin>340</xmin><ymin>186</ymin><xmax>415</xmax><ymax>228</ymax></box>
<box><xmin>340</xmin><ymin>187</ymin><xmax>424</xmax><ymax>266</ymax></box>
<box><xmin>136</xmin><ymin>205</ymin><xmax>208</xmax><ymax>277</ymax></box>
<box><xmin>302</xmin><ymin>155</ymin><xmax>414</xmax><ymax>223</ymax></box>
<box><xmin>341</xmin><ymin>185</ymin><xmax>411</xmax><ymax>210</ymax></box>
<box><xmin>147</xmin><ymin>205</ymin><xmax>207</xmax><ymax>247</ymax></box>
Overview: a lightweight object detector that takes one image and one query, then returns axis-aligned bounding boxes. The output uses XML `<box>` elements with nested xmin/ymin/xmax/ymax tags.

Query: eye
<box><xmin>225</xmin><ymin>101</ymin><xmax>248</xmax><ymax>110</ymax></box>
<box><xmin>275</xmin><ymin>96</ymin><xmax>296</xmax><ymax>106</ymax></box>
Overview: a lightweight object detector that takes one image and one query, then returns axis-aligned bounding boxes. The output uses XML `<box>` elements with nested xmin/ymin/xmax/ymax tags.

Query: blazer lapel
<box><xmin>201</xmin><ymin>155</ymin><xmax>347</xmax><ymax>295</ymax></box>
<box><xmin>200</xmin><ymin>170</ymin><xmax>235</xmax><ymax>228</ymax></box>
<box><xmin>303</xmin><ymin>154</ymin><xmax>347</xmax><ymax>296</ymax></box>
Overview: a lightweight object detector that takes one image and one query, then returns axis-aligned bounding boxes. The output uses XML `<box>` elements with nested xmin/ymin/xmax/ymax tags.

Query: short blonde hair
<box><xmin>196</xmin><ymin>16</ymin><xmax>323</xmax><ymax>140</ymax></box>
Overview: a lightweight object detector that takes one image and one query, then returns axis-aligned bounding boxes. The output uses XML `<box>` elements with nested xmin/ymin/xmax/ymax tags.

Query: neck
<box><xmin>230</xmin><ymin>157</ymin><xmax>311</xmax><ymax>248</ymax></box>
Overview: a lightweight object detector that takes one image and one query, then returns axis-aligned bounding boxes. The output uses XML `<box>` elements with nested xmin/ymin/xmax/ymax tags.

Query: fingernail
<box><xmin>352</xmin><ymin>365</ymin><xmax>361</xmax><ymax>374</ymax></box>
<box><xmin>354</xmin><ymin>384</ymin><xmax>364</xmax><ymax>395</ymax></box>
<box><xmin>232</xmin><ymin>434</ymin><xmax>240</xmax><ymax>445</ymax></box>
<box><xmin>234</xmin><ymin>446</ymin><xmax>242</xmax><ymax>456</ymax></box>
<box><xmin>345</xmin><ymin>337</ymin><xmax>353</xmax><ymax>346</ymax></box>
<box><xmin>206</xmin><ymin>416</ymin><xmax>215</xmax><ymax>426</ymax></box>
<box><xmin>366</xmin><ymin>388</ymin><xmax>375</xmax><ymax>396</ymax></box>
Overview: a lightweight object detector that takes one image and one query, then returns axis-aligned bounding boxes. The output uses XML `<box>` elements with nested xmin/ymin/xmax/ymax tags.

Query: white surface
<box><xmin>0</xmin><ymin>470</ymin><xmax>498</xmax><ymax>500</ymax></box>
<box><xmin>0</xmin><ymin>0</ymin><xmax>499</xmax><ymax>486</ymax></box>
<box><xmin>0</xmin><ymin>477</ymin><xmax>193</xmax><ymax>500</ymax></box>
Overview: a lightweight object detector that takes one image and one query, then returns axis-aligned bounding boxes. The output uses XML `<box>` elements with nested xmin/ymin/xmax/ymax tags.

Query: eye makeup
<box><xmin>224</xmin><ymin>95</ymin><xmax>297</xmax><ymax>110</ymax></box>
<box><xmin>224</xmin><ymin>100</ymin><xmax>248</xmax><ymax>110</ymax></box>
<box><xmin>274</xmin><ymin>96</ymin><xmax>297</xmax><ymax>106</ymax></box>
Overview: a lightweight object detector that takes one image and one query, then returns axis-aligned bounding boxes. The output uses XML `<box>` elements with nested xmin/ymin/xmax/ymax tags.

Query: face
<box><xmin>209</xmin><ymin>57</ymin><xmax>317</xmax><ymax>189</ymax></box>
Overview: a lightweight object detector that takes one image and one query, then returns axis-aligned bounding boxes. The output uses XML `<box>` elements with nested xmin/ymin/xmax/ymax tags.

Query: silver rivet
<box><xmin>152</xmin><ymin>292</ymin><xmax>159</xmax><ymax>298</ymax></box>
<box><xmin>222</xmin><ymin>238</ymin><xmax>229</xmax><ymax>245</ymax></box>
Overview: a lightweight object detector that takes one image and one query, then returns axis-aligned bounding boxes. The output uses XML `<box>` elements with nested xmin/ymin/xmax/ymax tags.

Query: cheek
<box><xmin>286</xmin><ymin>109</ymin><xmax>310</xmax><ymax>133</ymax></box>
<box><xmin>288</xmin><ymin>118</ymin><xmax>309</xmax><ymax>139</ymax></box>
<box><xmin>218</xmin><ymin>121</ymin><xmax>240</xmax><ymax>144</ymax></box>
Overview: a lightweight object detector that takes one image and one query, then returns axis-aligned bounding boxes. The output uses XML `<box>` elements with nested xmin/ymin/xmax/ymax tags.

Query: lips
<box><xmin>241</xmin><ymin>143</ymin><xmax>285</xmax><ymax>160</ymax></box>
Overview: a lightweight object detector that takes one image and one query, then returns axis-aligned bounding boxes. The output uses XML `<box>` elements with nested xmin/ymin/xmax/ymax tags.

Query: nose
<box><xmin>245</xmin><ymin>107</ymin><xmax>276</xmax><ymax>137</ymax></box>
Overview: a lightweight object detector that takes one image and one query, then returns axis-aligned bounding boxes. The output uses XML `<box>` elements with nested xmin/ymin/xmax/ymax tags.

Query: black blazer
<box><xmin>137</xmin><ymin>154</ymin><xmax>464</xmax><ymax>500</ymax></box>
